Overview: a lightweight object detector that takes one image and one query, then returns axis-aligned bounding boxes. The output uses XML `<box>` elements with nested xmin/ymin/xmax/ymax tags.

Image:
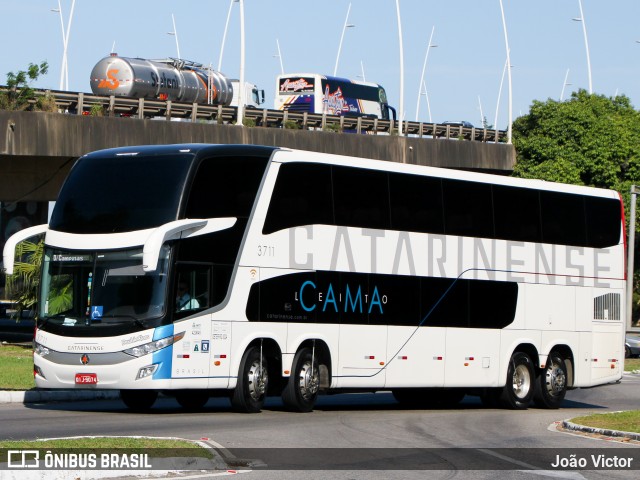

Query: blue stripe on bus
<box><xmin>152</xmin><ymin>324</ymin><xmax>174</xmax><ymax>380</ymax></box>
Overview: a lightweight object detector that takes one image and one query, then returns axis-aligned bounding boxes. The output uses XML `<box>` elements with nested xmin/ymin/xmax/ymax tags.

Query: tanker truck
<box><xmin>90</xmin><ymin>54</ymin><xmax>264</xmax><ymax>108</ymax></box>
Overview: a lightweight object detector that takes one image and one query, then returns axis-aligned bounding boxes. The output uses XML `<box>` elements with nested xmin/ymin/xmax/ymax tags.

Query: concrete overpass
<box><xmin>0</xmin><ymin>110</ymin><xmax>515</xmax><ymax>202</ymax></box>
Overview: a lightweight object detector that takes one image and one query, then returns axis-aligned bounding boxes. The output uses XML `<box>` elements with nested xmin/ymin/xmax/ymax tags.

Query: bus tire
<box><xmin>231</xmin><ymin>346</ymin><xmax>268</xmax><ymax>413</ymax></box>
<box><xmin>533</xmin><ymin>352</ymin><xmax>568</xmax><ymax>409</ymax></box>
<box><xmin>120</xmin><ymin>389</ymin><xmax>158</xmax><ymax>411</ymax></box>
<box><xmin>499</xmin><ymin>352</ymin><xmax>534</xmax><ymax>409</ymax></box>
<box><xmin>282</xmin><ymin>347</ymin><xmax>320</xmax><ymax>412</ymax></box>
<box><xmin>176</xmin><ymin>390</ymin><xmax>209</xmax><ymax>410</ymax></box>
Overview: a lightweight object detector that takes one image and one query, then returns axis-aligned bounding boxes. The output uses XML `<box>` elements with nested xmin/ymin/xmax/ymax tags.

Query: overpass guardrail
<box><xmin>2</xmin><ymin>87</ymin><xmax>507</xmax><ymax>142</ymax></box>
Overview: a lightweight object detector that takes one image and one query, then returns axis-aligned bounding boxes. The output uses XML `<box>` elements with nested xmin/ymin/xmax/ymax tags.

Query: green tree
<box><xmin>512</xmin><ymin>90</ymin><xmax>640</xmax><ymax>205</ymax></box>
<box><xmin>0</xmin><ymin>61</ymin><xmax>49</xmax><ymax>111</ymax></box>
<box><xmin>5</xmin><ymin>238</ymin><xmax>44</xmax><ymax>320</ymax></box>
<box><xmin>512</xmin><ymin>89</ymin><xmax>640</xmax><ymax>324</ymax></box>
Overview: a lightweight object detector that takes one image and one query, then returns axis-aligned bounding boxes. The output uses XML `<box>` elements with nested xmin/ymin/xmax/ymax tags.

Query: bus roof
<box><xmin>80</xmin><ymin>143</ymin><xmax>617</xmax><ymax>200</ymax></box>
<box><xmin>271</xmin><ymin>147</ymin><xmax>619</xmax><ymax>200</ymax></box>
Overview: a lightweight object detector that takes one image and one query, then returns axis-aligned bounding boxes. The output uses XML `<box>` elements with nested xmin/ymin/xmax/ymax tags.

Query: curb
<box><xmin>0</xmin><ymin>389</ymin><xmax>120</xmax><ymax>404</ymax></box>
<box><xmin>562</xmin><ymin>419</ymin><xmax>640</xmax><ymax>442</ymax></box>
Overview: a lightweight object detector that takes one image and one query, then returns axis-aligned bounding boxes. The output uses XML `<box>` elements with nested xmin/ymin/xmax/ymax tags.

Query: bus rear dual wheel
<box><xmin>281</xmin><ymin>347</ymin><xmax>320</xmax><ymax>412</ymax></box>
<box><xmin>231</xmin><ymin>346</ymin><xmax>321</xmax><ymax>413</ymax></box>
<box><xmin>533</xmin><ymin>352</ymin><xmax>568</xmax><ymax>409</ymax></box>
<box><xmin>482</xmin><ymin>351</ymin><xmax>568</xmax><ymax>409</ymax></box>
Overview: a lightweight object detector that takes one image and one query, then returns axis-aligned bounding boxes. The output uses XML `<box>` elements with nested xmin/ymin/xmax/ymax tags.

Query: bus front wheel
<box><xmin>533</xmin><ymin>352</ymin><xmax>568</xmax><ymax>409</ymax></box>
<box><xmin>120</xmin><ymin>389</ymin><xmax>158</xmax><ymax>411</ymax></box>
<box><xmin>499</xmin><ymin>352</ymin><xmax>534</xmax><ymax>409</ymax></box>
<box><xmin>231</xmin><ymin>346</ymin><xmax>268</xmax><ymax>413</ymax></box>
<box><xmin>282</xmin><ymin>347</ymin><xmax>320</xmax><ymax>412</ymax></box>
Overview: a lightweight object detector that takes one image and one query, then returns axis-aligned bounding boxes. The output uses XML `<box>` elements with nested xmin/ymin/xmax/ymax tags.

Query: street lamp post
<box><xmin>499</xmin><ymin>0</ymin><xmax>512</xmax><ymax>144</ymax></box>
<box><xmin>52</xmin><ymin>2</ymin><xmax>65</xmax><ymax>90</ymax></box>
<box><xmin>218</xmin><ymin>0</ymin><xmax>235</xmax><ymax>72</ymax></box>
<box><xmin>415</xmin><ymin>25</ymin><xmax>437</xmax><ymax>122</ymax></box>
<box><xmin>494</xmin><ymin>58</ymin><xmax>507</xmax><ymax>133</ymax></box>
<box><xmin>52</xmin><ymin>0</ymin><xmax>75</xmax><ymax>91</ymax></box>
<box><xmin>334</xmin><ymin>3</ymin><xmax>355</xmax><ymax>77</ymax></box>
<box><xmin>237</xmin><ymin>0</ymin><xmax>246</xmax><ymax>126</ymax></box>
<box><xmin>560</xmin><ymin>68</ymin><xmax>572</xmax><ymax>100</ymax></box>
<box><xmin>572</xmin><ymin>0</ymin><xmax>593</xmax><ymax>94</ymax></box>
<box><xmin>395</xmin><ymin>0</ymin><xmax>405</xmax><ymax>136</ymax></box>
<box><xmin>274</xmin><ymin>39</ymin><xmax>284</xmax><ymax>75</ymax></box>
<box><xmin>627</xmin><ymin>186</ymin><xmax>640</xmax><ymax>332</ymax></box>
<box><xmin>168</xmin><ymin>13</ymin><xmax>181</xmax><ymax>60</ymax></box>
<box><xmin>421</xmin><ymin>81</ymin><xmax>432</xmax><ymax>123</ymax></box>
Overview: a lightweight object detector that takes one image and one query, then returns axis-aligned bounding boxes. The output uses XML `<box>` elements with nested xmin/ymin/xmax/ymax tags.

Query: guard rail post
<box><xmin>76</xmin><ymin>92</ymin><xmax>84</xmax><ymax>116</ymax></box>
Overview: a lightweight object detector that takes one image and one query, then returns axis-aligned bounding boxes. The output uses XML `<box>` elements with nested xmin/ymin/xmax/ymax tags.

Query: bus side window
<box><xmin>262</xmin><ymin>163</ymin><xmax>333</xmax><ymax>234</ymax></box>
<box><xmin>175</xmin><ymin>265</ymin><xmax>211</xmax><ymax>313</ymax></box>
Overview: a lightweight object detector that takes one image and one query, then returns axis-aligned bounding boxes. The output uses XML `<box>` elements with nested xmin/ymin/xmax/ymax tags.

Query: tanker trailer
<box><xmin>90</xmin><ymin>54</ymin><xmax>234</xmax><ymax>105</ymax></box>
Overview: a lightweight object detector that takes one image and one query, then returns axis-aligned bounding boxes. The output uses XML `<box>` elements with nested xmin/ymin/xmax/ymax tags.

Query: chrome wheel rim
<box><xmin>298</xmin><ymin>360</ymin><xmax>319</xmax><ymax>401</ymax></box>
<box><xmin>247</xmin><ymin>359</ymin><xmax>267</xmax><ymax>401</ymax></box>
<box><xmin>512</xmin><ymin>364</ymin><xmax>531</xmax><ymax>399</ymax></box>
<box><xmin>545</xmin><ymin>361</ymin><xmax>566</xmax><ymax>398</ymax></box>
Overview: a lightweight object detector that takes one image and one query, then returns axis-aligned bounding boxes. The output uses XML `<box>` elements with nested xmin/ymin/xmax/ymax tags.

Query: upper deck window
<box><xmin>50</xmin><ymin>153</ymin><xmax>194</xmax><ymax>234</ymax></box>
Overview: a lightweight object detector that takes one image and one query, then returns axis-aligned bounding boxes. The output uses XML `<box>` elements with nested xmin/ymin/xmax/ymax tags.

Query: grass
<box><xmin>624</xmin><ymin>357</ymin><xmax>640</xmax><ymax>372</ymax></box>
<box><xmin>570</xmin><ymin>410</ymin><xmax>640</xmax><ymax>434</ymax></box>
<box><xmin>0</xmin><ymin>343</ymin><xmax>34</xmax><ymax>390</ymax></box>
<box><xmin>0</xmin><ymin>437</ymin><xmax>202</xmax><ymax>450</ymax></box>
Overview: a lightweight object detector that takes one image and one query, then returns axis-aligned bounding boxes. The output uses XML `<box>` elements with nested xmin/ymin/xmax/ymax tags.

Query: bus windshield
<box><xmin>49</xmin><ymin>152</ymin><xmax>194</xmax><ymax>234</ymax></box>
<box><xmin>39</xmin><ymin>246</ymin><xmax>170</xmax><ymax>329</ymax></box>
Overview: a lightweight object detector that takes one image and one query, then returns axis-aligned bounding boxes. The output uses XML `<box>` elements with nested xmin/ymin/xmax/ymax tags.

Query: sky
<box><xmin>2</xmin><ymin>0</ymin><xmax>640</xmax><ymax>129</ymax></box>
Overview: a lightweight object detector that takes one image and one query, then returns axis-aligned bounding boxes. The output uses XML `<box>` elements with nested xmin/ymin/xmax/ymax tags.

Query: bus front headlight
<box><xmin>34</xmin><ymin>342</ymin><xmax>50</xmax><ymax>358</ymax></box>
<box><xmin>123</xmin><ymin>332</ymin><xmax>185</xmax><ymax>358</ymax></box>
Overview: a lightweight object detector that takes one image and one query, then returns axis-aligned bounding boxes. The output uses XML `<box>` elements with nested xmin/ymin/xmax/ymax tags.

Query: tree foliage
<box><xmin>512</xmin><ymin>90</ymin><xmax>640</xmax><ymax>323</ymax></box>
<box><xmin>0</xmin><ymin>61</ymin><xmax>49</xmax><ymax>111</ymax></box>
<box><xmin>513</xmin><ymin>90</ymin><xmax>640</xmax><ymax>222</ymax></box>
<box><xmin>5</xmin><ymin>239</ymin><xmax>44</xmax><ymax>320</ymax></box>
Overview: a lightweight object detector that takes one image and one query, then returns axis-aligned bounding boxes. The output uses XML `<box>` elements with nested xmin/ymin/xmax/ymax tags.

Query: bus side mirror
<box><xmin>2</xmin><ymin>224</ymin><xmax>48</xmax><ymax>275</ymax></box>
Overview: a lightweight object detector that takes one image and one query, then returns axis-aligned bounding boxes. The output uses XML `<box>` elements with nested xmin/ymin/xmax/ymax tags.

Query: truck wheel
<box><xmin>282</xmin><ymin>347</ymin><xmax>320</xmax><ymax>412</ymax></box>
<box><xmin>231</xmin><ymin>346</ymin><xmax>268</xmax><ymax>413</ymax></box>
<box><xmin>120</xmin><ymin>389</ymin><xmax>158</xmax><ymax>411</ymax></box>
<box><xmin>533</xmin><ymin>352</ymin><xmax>567</xmax><ymax>409</ymax></box>
<box><xmin>499</xmin><ymin>352</ymin><xmax>534</xmax><ymax>409</ymax></box>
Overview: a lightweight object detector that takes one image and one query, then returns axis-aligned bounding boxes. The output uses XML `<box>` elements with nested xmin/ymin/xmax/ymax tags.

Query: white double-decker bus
<box><xmin>3</xmin><ymin>144</ymin><xmax>625</xmax><ymax>412</ymax></box>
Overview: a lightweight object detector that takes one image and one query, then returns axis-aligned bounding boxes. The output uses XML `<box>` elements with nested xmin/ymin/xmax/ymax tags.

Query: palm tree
<box><xmin>5</xmin><ymin>239</ymin><xmax>43</xmax><ymax>320</ymax></box>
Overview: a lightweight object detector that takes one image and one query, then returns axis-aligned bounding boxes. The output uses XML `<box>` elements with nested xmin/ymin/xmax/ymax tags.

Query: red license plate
<box><xmin>75</xmin><ymin>373</ymin><xmax>98</xmax><ymax>385</ymax></box>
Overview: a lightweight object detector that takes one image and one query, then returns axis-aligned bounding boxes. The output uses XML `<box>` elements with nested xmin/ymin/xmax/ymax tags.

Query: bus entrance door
<box><xmin>171</xmin><ymin>318</ymin><xmax>211</xmax><ymax>385</ymax></box>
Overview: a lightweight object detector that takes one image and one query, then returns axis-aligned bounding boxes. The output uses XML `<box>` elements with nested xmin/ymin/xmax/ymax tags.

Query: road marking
<box><xmin>478</xmin><ymin>449</ymin><xmax>586</xmax><ymax>479</ymax></box>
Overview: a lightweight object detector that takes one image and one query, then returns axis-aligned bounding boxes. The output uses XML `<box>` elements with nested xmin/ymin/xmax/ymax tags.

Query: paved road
<box><xmin>1</xmin><ymin>374</ymin><xmax>639</xmax><ymax>479</ymax></box>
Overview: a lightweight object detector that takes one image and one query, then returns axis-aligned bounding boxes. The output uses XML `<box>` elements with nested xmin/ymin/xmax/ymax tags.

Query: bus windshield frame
<box><xmin>39</xmin><ymin>246</ymin><xmax>171</xmax><ymax>333</ymax></box>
